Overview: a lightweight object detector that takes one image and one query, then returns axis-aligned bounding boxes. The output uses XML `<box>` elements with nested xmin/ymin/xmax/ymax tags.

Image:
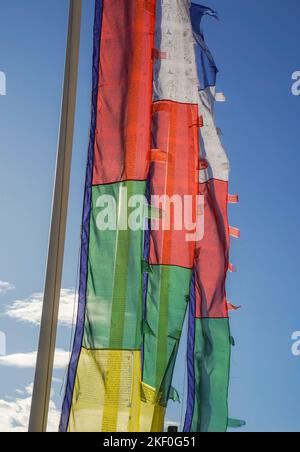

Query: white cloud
<box><xmin>0</xmin><ymin>349</ymin><xmax>70</xmax><ymax>370</ymax></box>
<box><xmin>0</xmin><ymin>384</ymin><xmax>60</xmax><ymax>432</ymax></box>
<box><xmin>5</xmin><ymin>289</ymin><xmax>77</xmax><ymax>327</ymax></box>
<box><xmin>0</xmin><ymin>281</ymin><xmax>15</xmax><ymax>294</ymax></box>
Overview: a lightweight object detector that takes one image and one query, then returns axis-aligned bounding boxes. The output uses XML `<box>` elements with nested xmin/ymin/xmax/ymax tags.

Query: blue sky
<box><xmin>0</xmin><ymin>0</ymin><xmax>300</xmax><ymax>432</ymax></box>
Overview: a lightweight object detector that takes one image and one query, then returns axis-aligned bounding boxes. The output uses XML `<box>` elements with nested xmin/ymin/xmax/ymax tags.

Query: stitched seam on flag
<box><xmin>92</xmin><ymin>179</ymin><xmax>148</xmax><ymax>188</ymax></box>
<box><xmin>149</xmin><ymin>263</ymin><xmax>194</xmax><ymax>271</ymax></box>
<box><xmin>81</xmin><ymin>346</ymin><xmax>141</xmax><ymax>352</ymax></box>
<box><xmin>153</xmin><ymin>98</ymin><xmax>199</xmax><ymax>108</ymax></box>
<box><xmin>199</xmin><ymin>178</ymin><xmax>229</xmax><ymax>185</ymax></box>
<box><xmin>195</xmin><ymin>316</ymin><xmax>229</xmax><ymax>320</ymax></box>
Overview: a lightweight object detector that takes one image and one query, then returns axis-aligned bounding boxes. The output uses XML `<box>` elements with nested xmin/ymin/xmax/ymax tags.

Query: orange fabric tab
<box><xmin>153</xmin><ymin>101</ymin><xmax>171</xmax><ymax>114</ymax></box>
<box><xmin>228</xmin><ymin>194</ymin><xmax>239</xmax><ymax>204</ymax></box>
<box><xmin>229</xmin><ymin>226</ymin><xmax>240</xmax><ymax>238</ymax></box>
<box><xmin>198</xmin><ymin>159</ymin><xmax>209</xmax><ymax>171</ymax></box>
<box><xmin>190</xmin><ymin>116</ymin><xmax>204</xmax><ymax>128</ymax></box>
<box><xmin>194</xmin><ymin>248</ymin><xmax>200</xmax><ymax>260</ymax></box>
<box><xmin>152</xmin><ymin>48</ymin><xmax>167</xmax><ymax>60</ymax></box>
<box><xmin>227</xmin><ymin>302</ymin><xmax>241</xmax><ymax>312</ymax></box>
<box><xmin>228</xmin><ymin>263</ymin><xmax>237</xmax><ymax>273</ymax></box>
<box><xmin>198</xmin><ymin>116</ymin><xmax>204</xmax><ymax>128</ymax></box>
<box><xmin>150</xmin><ymin>149</ymin><xmax>168</xmax><ymax>163</ymax></box>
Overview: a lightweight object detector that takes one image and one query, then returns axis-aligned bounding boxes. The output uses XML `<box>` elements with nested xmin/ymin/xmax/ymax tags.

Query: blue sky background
<box><xmin>0</xmin><ymin>0</ymin><xmax>300</xmax><ymax>432</ymax></box>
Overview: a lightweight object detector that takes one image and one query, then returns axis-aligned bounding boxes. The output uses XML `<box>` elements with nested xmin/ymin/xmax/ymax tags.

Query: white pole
<box><xmin>29</xmin><ymin>0</ymin><xmax>82</xmax><ymax>432</ymax></box>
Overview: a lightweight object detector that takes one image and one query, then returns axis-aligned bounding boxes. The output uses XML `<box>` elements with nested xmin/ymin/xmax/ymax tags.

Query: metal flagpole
<box><xmin>29</xmin><ymin>0</ymin><xmax>82</xmax><ymax>432</ymax></box>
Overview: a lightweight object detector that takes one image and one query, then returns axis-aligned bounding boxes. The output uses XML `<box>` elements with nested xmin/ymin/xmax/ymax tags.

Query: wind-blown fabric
<box><xmin>60</xmin><ymin>0</ymin><xmax>157</xmax><ymax>432</ymax></box>
<box><xmin>184</xmin><ymin>4</ymin><xmax>238</xmax><ymax>433</ymax></box>
<box><xmin>60</xmin><ymin>0</ymin><xmax>238</xmax><ymax>433</ymax></box>
<box><xmin>141</xmin><ymin>0</ymin><xmax>199</xmax><ymax>428</ymax></box>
